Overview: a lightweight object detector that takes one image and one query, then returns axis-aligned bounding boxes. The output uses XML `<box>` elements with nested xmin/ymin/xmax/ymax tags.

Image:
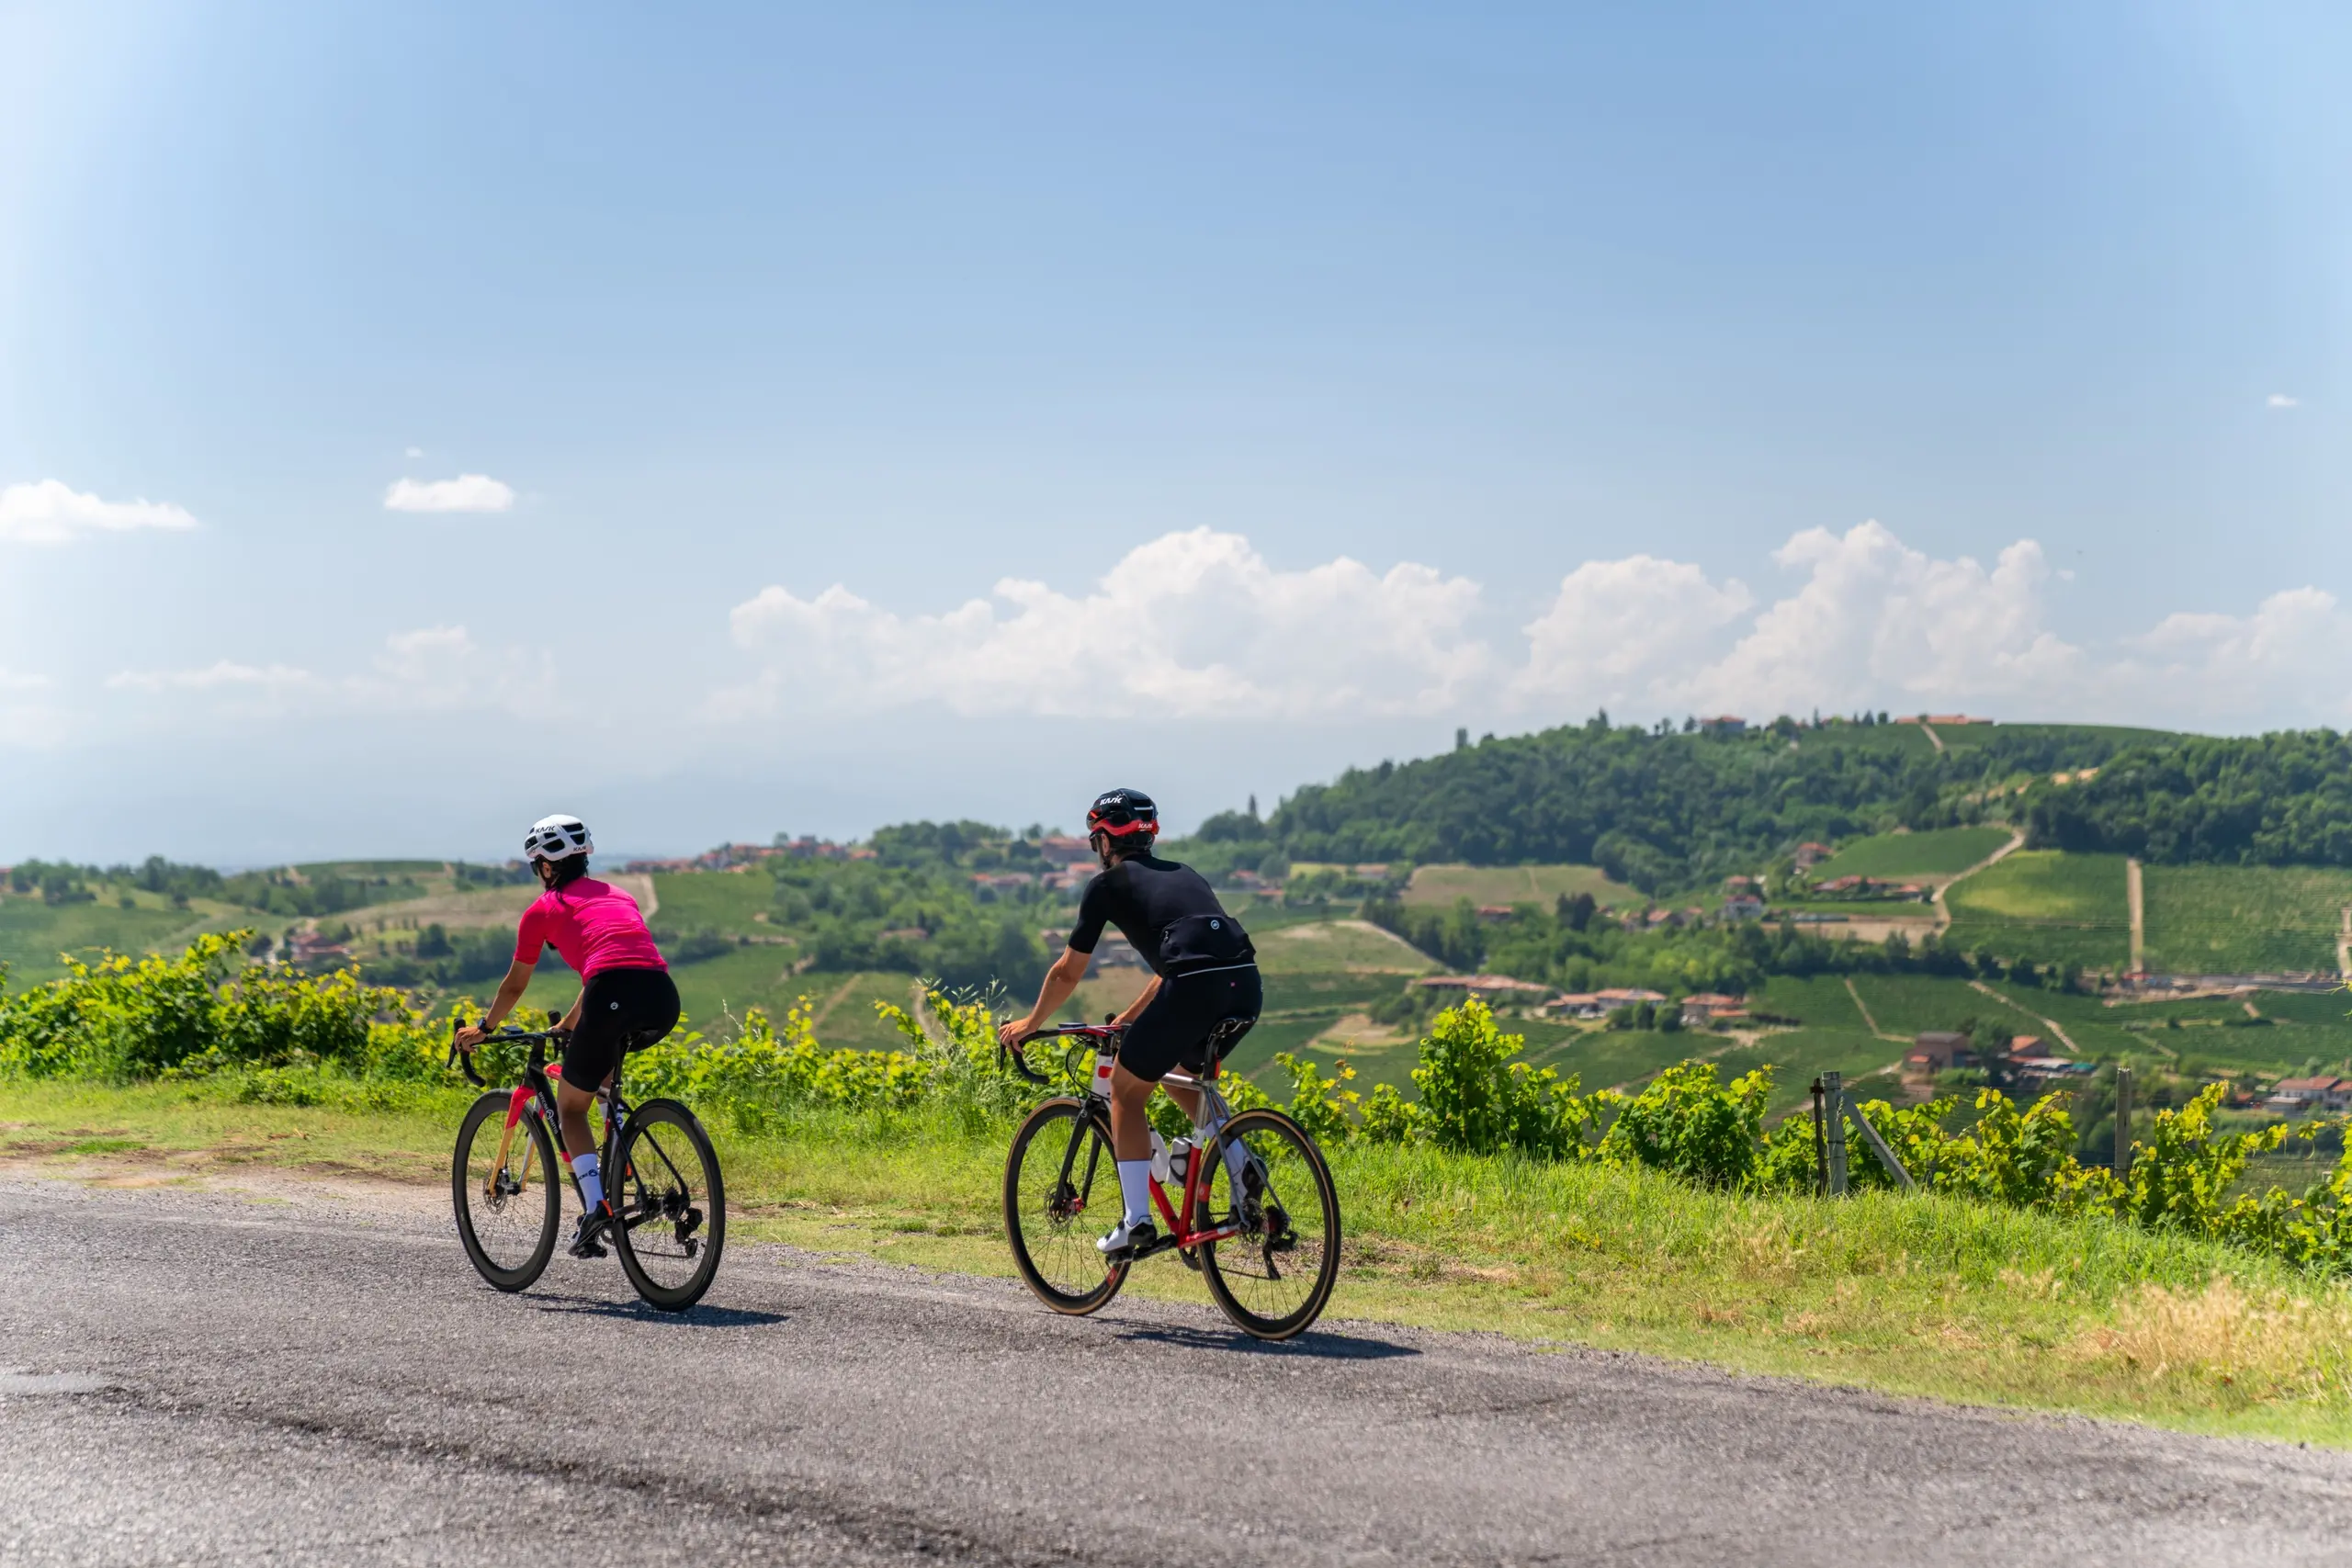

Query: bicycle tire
<box><xmin>453</xmin><ymin>1089</ymin><xmax>560</xmax><ymax>1292</ymax></box>
<box><xmin>1199</xmin><ymin>1108</ymin><xmax>1341</xmax><ymax>1340</ymax></box>
<box><xmin>611</xmin><ymin>1099</ymin><xmax>726</xmax><ymax>1313</ymax></box>
<box><xmin>1003</xmin><ymin>1097</ymin><xmax>1128</xmax><ymax>1314</ymax></box>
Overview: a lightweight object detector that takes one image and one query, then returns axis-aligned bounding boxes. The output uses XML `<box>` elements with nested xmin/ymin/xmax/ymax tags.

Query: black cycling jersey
<box><xmin>1067</xmin><ymin>854</ymin><xmax>1254</xmax><ymax>978</ymax></box>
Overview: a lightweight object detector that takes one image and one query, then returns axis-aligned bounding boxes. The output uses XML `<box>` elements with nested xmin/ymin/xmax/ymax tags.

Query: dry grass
<box><xmin>2073</xmin><ymin>1278</ymin><xmax>2352</xmax><ymax>1404</ymax></box>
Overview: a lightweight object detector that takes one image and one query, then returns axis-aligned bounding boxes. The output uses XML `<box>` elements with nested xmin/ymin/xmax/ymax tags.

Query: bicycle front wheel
<box><xmin>1199</xmin><ymin>1109</ymin><xmax>1340</xmax><ymax>1340</ymax></box>
<box><xmin>453</xmin><ymin>1090</ymin><xmax>560</xmax><ymax>1292</ymax></box>
<box><xmin>611</xmin><ymin>1099</ymin><xmax>726</xmax><ymax>1313</ymax></box>
<box><xmin>1003</xmin><ymin>1098</ymin><xmax>1127</xmax><ymax>1314</ymax></box>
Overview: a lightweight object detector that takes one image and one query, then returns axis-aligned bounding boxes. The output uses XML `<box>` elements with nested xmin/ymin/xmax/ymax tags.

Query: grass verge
<box><xmin>8</xmin><ymin>1078</ymin><xmax>2352</xmax><ymax>1446</ymax></box>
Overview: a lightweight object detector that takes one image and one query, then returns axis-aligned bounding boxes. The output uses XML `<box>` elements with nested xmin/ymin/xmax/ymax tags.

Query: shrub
<box><xmin>1598</xmin><ymin>1062</ymin><xmax>1770</xmax><ymax>1189</ymax></box>
<box><xmin>1410</xmin><ymin>1000</ymin><xmax>1608</xmax><ymax>1160</ymax></box>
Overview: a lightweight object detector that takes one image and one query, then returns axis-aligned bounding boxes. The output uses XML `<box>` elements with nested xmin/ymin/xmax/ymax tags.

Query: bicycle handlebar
<box><xmin>997</xmin><ymin>1018</ymin><xmax>1123</xmax><ymax>1087</ymax></box>
<box><xmin>447</xmin><ymin>1021</ymin><xmax>571</xmax><ymax>1089</ymax></box>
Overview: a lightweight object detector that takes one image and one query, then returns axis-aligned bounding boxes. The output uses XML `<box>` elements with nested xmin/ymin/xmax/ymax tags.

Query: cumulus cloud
<box><xmin>107</xmin><ymin>627</ymin><xmax>554</xmax><ymax>718</ymax></box>
<box><xmin>715</xmin><ymin>522</ymin><xmax>2352</xmax><ymax>733</ymax></box>
<box><xmin>383</xmin><ymin>474</ymin><xmax>515</xmax><ymax>513</ymax></box>
<box><xmin>107</xmin><ymin>660</ymin><xmax>318</xmax><ymax>694</ymax></box>
<box><xmin>1516</xmin><ymin>556</ymin><xmax>1753</xmax><ymax>713</ymax></box>
<box><xmin>0</xmin><ymin>479</ymin><xmax>198</xmax><ymax>544</ymax></box>
<box><xmin>721</xmin><ymin>527</ymin><xmax>1491</xmax><ymax>720</ymax></box>
<box><xmin>2268</xmin><ymin>394</ymin><xmax>2300</xmax><ymax>409</ymax></box>
<box><xmin>1673</xmin><ymin>523</ymin><xmax>2084</xmax><ymax>715</ymax></box>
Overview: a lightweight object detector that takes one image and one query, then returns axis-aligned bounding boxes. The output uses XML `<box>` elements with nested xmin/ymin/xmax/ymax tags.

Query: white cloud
<box><xmin>106</xmin><ymin>627</ymin><xmax>554</xmax><ymax>719</ymax></box>
<box><xmin>0</xmin><ymin>479</ymin><xmax>198</xmax><ymax>544</ymax></box>
<box><xmin>107</xmin><ymin>660</ymin><xmax>319</xmax><ymax>694</ymax></box>
<box><xmin>1672</xmin><ymin>523</ymin><xmax>2084</xmax><ymax>715</ymax></box>
<box><xmin>404</xmin><ymin>446</ymin><xmax>424</xmax><ymax>457</ymax></box>
<box><xmin>383</xmin><ymin>474</ymin><xmax>515</xmax><ymax>513</ymax></box>
<box><xmin>2267</xmin><ymin>394</ymin><xmax>2300</xmax><ymax>409</ymax></box>
<box><xmin>722</xmin><ymin>527</ymin><xmax>1492</xmax><ymax>720</ymax></box>
<box><xmin>716</xmin><ymin>522</ymin><xmax>2352</xmax><ymax>733</ymax></box>
<box><xmin>1516</xmin><ymin>556</ymin><xmax>1752</xmax><ymax>714</ymax></box>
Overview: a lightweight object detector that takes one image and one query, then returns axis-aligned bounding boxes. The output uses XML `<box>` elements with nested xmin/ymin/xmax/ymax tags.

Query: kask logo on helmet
<box><xmin>525</xmin><ymin>814</ymin><xmax>594</xmax><ymax>863</ymax></box>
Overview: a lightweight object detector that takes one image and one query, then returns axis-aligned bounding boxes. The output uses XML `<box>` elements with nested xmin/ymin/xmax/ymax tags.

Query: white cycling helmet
<box><xmin>524</xmin><ymin>814</ymin><xmax>594</xmax><ymax>863</ymax></box>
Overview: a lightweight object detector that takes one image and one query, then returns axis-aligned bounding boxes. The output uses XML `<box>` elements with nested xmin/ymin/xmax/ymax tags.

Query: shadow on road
<box><xmin>529</xmin><ymin>1294</ymin><xmax>789</xmax><ymax>1329</ymax></box>
<box><xmin>1117</xmin><ymin>1324</ymin><xmax>1419</xmax><ymax>1360</ymax></box>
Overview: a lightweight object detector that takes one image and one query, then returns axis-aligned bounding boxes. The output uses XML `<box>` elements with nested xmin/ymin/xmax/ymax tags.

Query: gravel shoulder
<box><xmin>5</xmin><ymin>1176</ymin><xmax>2351</xmax><ymax>1565</ymax></box>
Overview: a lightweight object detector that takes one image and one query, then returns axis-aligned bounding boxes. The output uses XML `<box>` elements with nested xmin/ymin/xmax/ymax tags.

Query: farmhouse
<box><xmin>1723</xmin><ymin>894</ymin><xmax>1765</xmax><ymax>921</ymax></box>
<box><xmin>1546</xmin><ymin>993</ymin><xmax>1606</xmax><ymax>1020</ymax></box>
<box><xmin>1679</xmin><ymin>993</ymin><xmax>1747</xmax><ymax>1027</ymax></box>
<box><xmin>1905</xmin><ymin>1031</ymin><xmax>1972</xmax><ymax>1072</ymax></box>
<box><xmin>2267</xmin><ymin>1076</ymin><xmax>2352</xmax><ymax>1115</ymax></box>
<box><xmin>1697</xmin><ymin>716</ymin><xmax>1747</xmax><ymax>735</ymax></box>
<box><xmin>1792</xmin><ymin>842</ymin><xmax>1836</xmax><ymax>869</ymax></box>
<box><xmin>1410</xmin><ymin>974</ymin><xmax>1552</xmax><ymax>999</ymax></box>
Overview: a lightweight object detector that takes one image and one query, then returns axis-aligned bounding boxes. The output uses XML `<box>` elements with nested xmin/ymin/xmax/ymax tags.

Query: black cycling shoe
<box><xmin>569</xmin><ymin>1204</ymin><xmax>614</xmax><ymax>1258</ymax></box>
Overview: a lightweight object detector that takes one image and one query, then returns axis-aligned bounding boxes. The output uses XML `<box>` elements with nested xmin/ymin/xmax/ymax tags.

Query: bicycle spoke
<box><xmin>1004</xmin><ymin>1100</ymin><xmax>1125</xmax><ymax>1313</ymax></box>
<box><xmin>1201</xmin><ymin>1111</ymin><xmax>1339</xmax><ymax>1339</ymax></box>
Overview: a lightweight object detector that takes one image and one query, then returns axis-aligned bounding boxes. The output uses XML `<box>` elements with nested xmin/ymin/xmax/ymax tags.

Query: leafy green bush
<box><xmin>1597</xmin><ymin>1062</ymin><xmax>1770</xmax><ymax>1189</ymax></box>
<box><xmin>1409</xmin><ymin>1000</ymin><xmax>1609</xmax><ymax>1160</ymax></box>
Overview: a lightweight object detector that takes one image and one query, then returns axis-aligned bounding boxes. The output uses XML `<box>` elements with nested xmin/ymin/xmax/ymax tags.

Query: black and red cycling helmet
<box><xmin>1085</xmin><ymin>787</ymin><xmax>1159</xmax><ymax>844</ymax></box>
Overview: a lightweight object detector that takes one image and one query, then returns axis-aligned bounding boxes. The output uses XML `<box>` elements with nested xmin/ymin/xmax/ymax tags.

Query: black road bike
<box><xmin>449</xmin><ymin>1024</ymin><xmax>725</xmax><ymax>1312</ymax></box>
<box><xmin>1000</xmin><ymin>1021</ymin><xmax>1341</xmax><ymax>1340</ymax></box>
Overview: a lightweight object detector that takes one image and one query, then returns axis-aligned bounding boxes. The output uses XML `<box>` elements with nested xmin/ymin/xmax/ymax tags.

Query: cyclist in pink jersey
<box><xmin>456</xmin><ymin>814</ymin><xmax>677</xmax><ymax>1258</ymax></box>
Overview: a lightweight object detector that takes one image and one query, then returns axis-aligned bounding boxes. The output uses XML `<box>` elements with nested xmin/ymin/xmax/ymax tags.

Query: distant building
<box><xmin>1925</xmin><ymin>715</ymin><xmax>1991</xmax><ymax>726</ymax></box>
<box><xmin>1679</xmin><ymin>993</ymin><xmax>1747</xmax><ymax>1027</ymax></box>
<box><xmin>1723</xmin><ymin>894</ymin><xmax>1765</xmax><ymax>921</ymax></box>
<box><xmin>1697</xmin><ymin>716</ymin><xmax>1747</xmax><ymax>736</ymax></box>
<box><xmin>2268</xmin><ymin>1076</ymin><xmax>2352</xmax><ymax>1115</ymax></box>
<box><xmin>1546</xmin><ymin>993</ymin><xmax>1606</xmax><ymax>1020</ymax></box>
<box><xmin>1792</xmin><ymin>841</ymin><xmax>1836</xmax><ymax>869</ymax></box>
<box><xmin>1037</xmin><ymin>835</ymin><xmax>1094</xmax><ymax>866</ymax></box>
<box><xmin>1091</xmin><ymin>932</ymin><xmax>1149</xmax><ymax>970</ymax></box>
<box><xmin>1410</xmin><ymin>974</ymin><xmax>1552</xmax><ymax>998</ymax></box>
<box><xmin>1475</xmin><ymin>904</ymin><xmax>1519</xmax><ymax>921</ymax></box>
<box><xmin>1905</xmin><ymin>1031</ymin><xmax>1973</xmax><ymax>1073</ymax></box>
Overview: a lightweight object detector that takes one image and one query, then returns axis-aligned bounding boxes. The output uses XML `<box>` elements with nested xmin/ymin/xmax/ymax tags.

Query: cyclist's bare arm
<box><xmin>998</xmin><ymin>947</ymin><xmax>1091</xmax><ymax>1046</ymax></box>
<box><xmin>456</xmin><ymin>958</ymin><xmax>537</xmax><ymax>1047</ymax></box>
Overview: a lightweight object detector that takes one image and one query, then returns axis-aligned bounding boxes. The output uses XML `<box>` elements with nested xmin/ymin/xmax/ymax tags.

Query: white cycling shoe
<box><xmin>1097</xmin><ymin>1216</ymin><xmax>1157</xmax><ymax>1259</ymax></box>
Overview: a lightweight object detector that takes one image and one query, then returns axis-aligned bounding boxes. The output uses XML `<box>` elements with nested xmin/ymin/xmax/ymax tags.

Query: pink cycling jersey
<box><xmin>514</xmin><ymin>878</ymin><xmax>668</xmax><ymax>978</ymax></box>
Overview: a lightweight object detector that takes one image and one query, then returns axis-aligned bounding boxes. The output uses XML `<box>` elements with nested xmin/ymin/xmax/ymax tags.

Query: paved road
<box><xmin>5</xmin><ymin>1178</ymin><xmax>2350</xmax><ymax>1566</ymax></box>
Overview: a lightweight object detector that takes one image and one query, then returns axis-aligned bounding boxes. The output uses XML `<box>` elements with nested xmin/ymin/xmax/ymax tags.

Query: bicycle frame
<box><xmin>452</xmin><ymin>1027</ymin><xmax>628</xmax><ymax>1214</ymax></box>
<box><xmin>1011</xmin><ymin>1022</ymin><xmax>1251</xmax><ymax>1256</ymax></box>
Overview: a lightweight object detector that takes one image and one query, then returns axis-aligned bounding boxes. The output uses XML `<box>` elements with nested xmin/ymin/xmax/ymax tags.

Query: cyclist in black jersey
<box><xmin>998</xmin><ymin>788</ymin><xmax>1262</xmax><ymax>1258</ymax></box>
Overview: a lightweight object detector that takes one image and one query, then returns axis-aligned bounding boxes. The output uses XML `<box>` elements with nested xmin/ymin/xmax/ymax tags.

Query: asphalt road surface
<box><xmin>6</xmin><ymin>1176</ymin><xmax>2351</xmax><ymax>1566</ymax></box>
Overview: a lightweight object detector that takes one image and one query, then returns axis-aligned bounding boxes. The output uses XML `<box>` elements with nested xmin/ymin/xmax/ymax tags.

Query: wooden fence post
<box><xmin>1822</xmin><ymin>1070</ymin><xmax>1849</xmax><ymax>1196</ymax></box>
<box><xmin>1810</xmin><ymin>1077</ymin><xmax>1828</xmax><ymax>1196</ymax></box>
<box><xmin>2114</xmin><ymin>1065</ymin><xmax>2133</xmax><ymax>1181</ymax></box>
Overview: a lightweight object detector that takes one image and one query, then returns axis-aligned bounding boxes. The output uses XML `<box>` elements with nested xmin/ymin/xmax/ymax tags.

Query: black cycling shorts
<box><xmin>1117</xmin><ymin>964</ymin><xmax>1262</xmax><ymax>1084</ymax></box>
<box><xmin>560</xmin><ymin>967</ymin><xmax>680</xmax><ymax>1093</ymax></box>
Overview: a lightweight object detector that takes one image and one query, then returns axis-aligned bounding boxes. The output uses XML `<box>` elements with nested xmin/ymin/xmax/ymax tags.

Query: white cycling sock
<box><xmin>572</xmin><ymin>1152</ymin><xmax>604</xmax><ymax>1211</ymax></box>
<box><xmin>1115</xmin><ymin>1159</ymin><xmax>1153</xmax><ymax>1229</ymax></box>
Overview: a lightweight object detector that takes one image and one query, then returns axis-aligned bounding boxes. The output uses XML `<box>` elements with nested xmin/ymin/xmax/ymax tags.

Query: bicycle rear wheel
<box><xmin>611</xmin><ymin>1099</ymin><xmax>726</xmax><ymax>1313</ymax></box>
<box><xmin>1004</xmin><ymin>1098</ymin><xmax>1127</xmax><ymax>1314</ymax></box>
<box><xmin>1199</xmin><ymin>1109</ymin><xmax>1340</xmax><ymax>1340</ymax></box>
<box><xmin>453</xmin><ymin>1090</ymin><xmax>560</xmax><ymax>1292</ymax></box>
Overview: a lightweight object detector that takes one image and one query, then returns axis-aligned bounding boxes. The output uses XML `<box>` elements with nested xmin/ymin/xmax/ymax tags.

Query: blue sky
<box><xmin>2</xmin><ymin>2</ymin><xmax>2346</xmax><ymax>863</ymax></box>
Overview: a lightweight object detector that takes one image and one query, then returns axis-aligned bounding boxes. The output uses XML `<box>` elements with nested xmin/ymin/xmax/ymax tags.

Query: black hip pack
<box><xmin>1158</xmin><ymin>911</ymin><xmax>1255</xmax><ymax>972</ymax></box>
